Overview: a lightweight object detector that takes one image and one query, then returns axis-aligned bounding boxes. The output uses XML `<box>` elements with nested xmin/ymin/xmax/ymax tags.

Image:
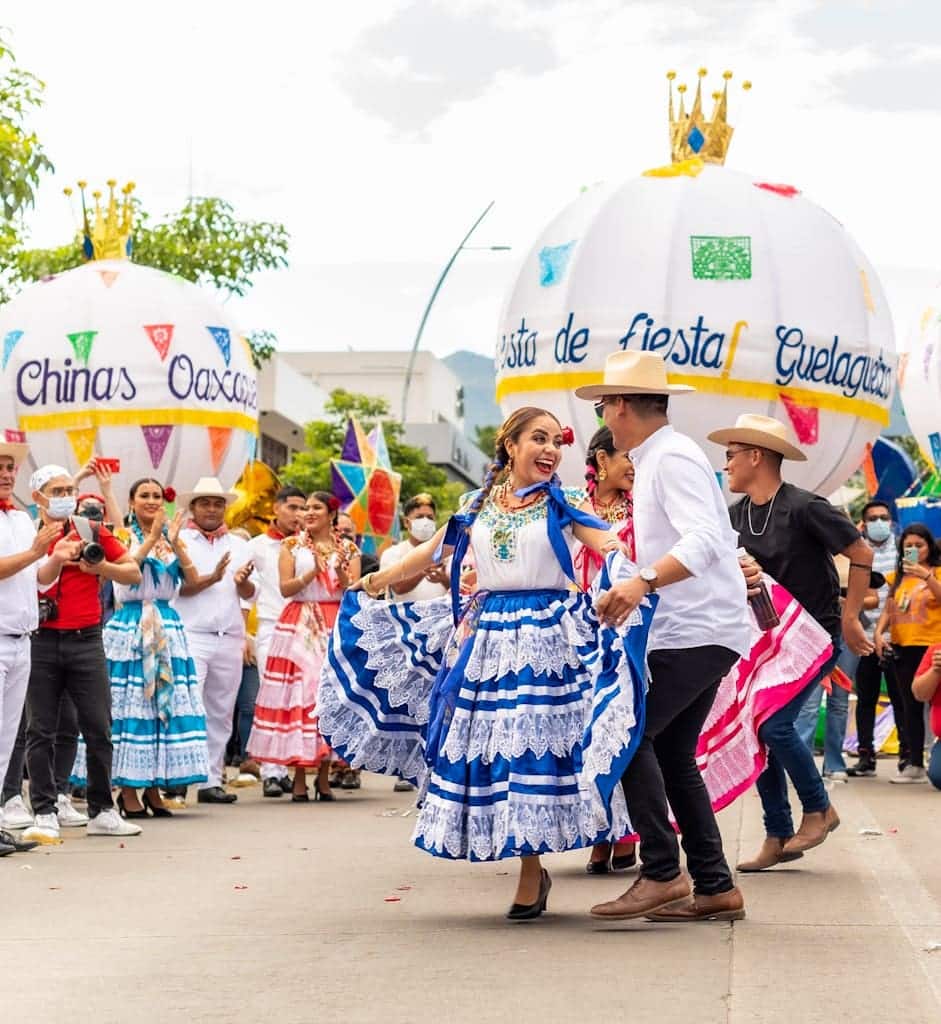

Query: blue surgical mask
<box><xmin>866</xmin><ymin>520</ymin><xmax>891</xmax><ymax>544</ymax></box>
<box><xmin>47</xmin><ymin>496</ymin><xmax>77</xmax><ymax>520</ymax></box>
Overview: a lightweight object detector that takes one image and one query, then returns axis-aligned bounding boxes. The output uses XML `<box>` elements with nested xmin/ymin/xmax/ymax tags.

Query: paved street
<box><xmin>3</xmin><ymin>768</ymin><xmax>940</xmax><ymax>1024</ymax></box>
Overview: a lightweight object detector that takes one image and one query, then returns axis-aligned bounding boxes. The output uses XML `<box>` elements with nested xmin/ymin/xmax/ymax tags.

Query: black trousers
<box><xmin>26</xmin><ymin>627</ymin><xmax>113</xmax><ymax>817</ymax></box>
<box><xmin>854</xmin><ymin>652</ymin><xmax>909</xmax><ymax>761</ymax></box>
<box><xmin>891</xmin><ymin>645</ymin><xmax>927</xmax><ymax>768</ymax></box>
<box><xmin>2</xmin><ymin>694</ymin><xmax>79</xmax><ymax>803</ymax></box>
<box><xmin>621</xmin><ymin>644</ymin><xmax>739</xmax><ymax>896</ymax></box>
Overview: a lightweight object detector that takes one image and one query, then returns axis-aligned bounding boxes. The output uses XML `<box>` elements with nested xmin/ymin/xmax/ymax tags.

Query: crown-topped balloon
<box><xmin>668</xmin><ymin>68</ymin><xmax>751</xmax><ymax>165</ymax></box>
<box><xmin>63</xmin><ymin>179</ymin><xmax>135</xmax><ymax>261</ymax></box>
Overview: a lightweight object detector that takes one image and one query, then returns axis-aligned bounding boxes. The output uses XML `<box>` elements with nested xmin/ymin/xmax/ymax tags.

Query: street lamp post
<box><xmin>399</xmin><ymin>200</ymin><xmax>510</xmax><ymax>423</ymax></box>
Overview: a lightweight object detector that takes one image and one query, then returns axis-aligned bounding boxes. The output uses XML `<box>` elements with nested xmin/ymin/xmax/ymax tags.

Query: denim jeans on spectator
<box><xmin>756</xmin><ymin>641</ymin><xmax>841</xmax><ymax>838</ymax></box>
<box><xmin>928</xmin><ymin>740</ymin><xmax>941</xmax><ymax>791</ymax></box>
<box><xmin>25</xmin><ymin>628</ymin><xmax>113</xmax><ymax>817</ymax></box>
<box><xmin>796</xmin><ymin>642</ymin><xmax>853</xmax><ymax>773</ymax></box>
<box><xmin>234</xmin><ymin>662</ymin><xmax>260</xmax><ymax>760</ymax></box>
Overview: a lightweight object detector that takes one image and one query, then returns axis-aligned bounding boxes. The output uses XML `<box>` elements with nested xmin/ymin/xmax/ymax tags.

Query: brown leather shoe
<box><xmin>645</xmin><ymin>886</ymin><xmax>746</xmax><ymax>922</ymax></box>
<box><xmin>590</xmin><ymin>874</ymin><xmax>691</xmax><ymax>920</ymax></box>
<box><xmin>736</xmin><ymin>836</ymin><xmax>804</xmax><ymax>872</ymax></box>
<box><xmin>781</xmin><ymin>804</ymin><xmax>840</xmax><ymax>856</ymax></box>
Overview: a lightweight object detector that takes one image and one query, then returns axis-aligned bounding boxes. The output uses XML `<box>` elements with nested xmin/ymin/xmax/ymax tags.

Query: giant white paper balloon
<box><xmin>900</xmin><ymin>292</ymin><xmax>941</xmax><ymax>471</ymax></box>
<box><xmin>0</xmin><ymin>260</ymin><xmax>257</xmax><ymax>505</ymax></box>
<box><xmin>496</xmin><ymin>164</ymin><xmax>896</xmax><ymax>493</ymax></box>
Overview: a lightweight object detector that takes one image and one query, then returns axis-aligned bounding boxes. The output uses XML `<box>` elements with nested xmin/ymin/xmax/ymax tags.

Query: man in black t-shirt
<box><xmin>708</xmin><ymin>414</ymin><xmax>874</xmax><ymax>871</ymax></box>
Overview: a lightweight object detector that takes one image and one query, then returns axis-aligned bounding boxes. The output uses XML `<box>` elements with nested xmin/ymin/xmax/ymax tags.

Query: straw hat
<box><xmin>574</xmin><ymin>350</ymin><xmax>696</xmax><ymax>400</ymax></box>
<box><xmin>0</xmin><ymin>429</ymin><xmax>30</xmax><ymax>466</ymax></box>
<box><xmin>179</xmin><ymin>476</ymin><xmax>238</xmax><ymax>507</ymax></box>
<box><xmin>707</xmin><ymin>414</ymin><xmax>807</xmax><ymax>462</ymax></box>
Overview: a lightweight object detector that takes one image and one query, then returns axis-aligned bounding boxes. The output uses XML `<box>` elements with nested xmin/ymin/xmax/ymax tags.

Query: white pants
<box><xmin>254</xmin><ymin>620</ymin><xmax>289</xmax><ymax>782</ymax></box>
<box><xmin>188</xmin><ymin>631</ymin><xmax>244</xmax><ymax>789</ymax></box>
<box><xmin>0</xmin><ymin>635</ymin><xmax>30</xmax><ymax>791</ymax></box>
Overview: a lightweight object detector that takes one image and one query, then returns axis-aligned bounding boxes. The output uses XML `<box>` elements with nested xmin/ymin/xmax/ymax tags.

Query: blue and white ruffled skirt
<box><xmin>319</xmin><ymin>567</ymin><xmax>654</xmax><ymax>862</ymax></box>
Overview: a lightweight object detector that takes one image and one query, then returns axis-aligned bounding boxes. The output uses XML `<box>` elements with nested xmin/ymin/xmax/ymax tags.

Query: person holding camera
<box><xmin>23</xmin><ymin>464</ymin><xmax>143</xmax><ymax>842</ymax></box>
<box><xmin>874</xmin><ymin>523</ymin><xmax>941</xmax><ymax>784</ymax></box>
<box><xmin>176</xmin><ymin>478</ymin><xmax>256</xmax><ymax>805</ymax></box>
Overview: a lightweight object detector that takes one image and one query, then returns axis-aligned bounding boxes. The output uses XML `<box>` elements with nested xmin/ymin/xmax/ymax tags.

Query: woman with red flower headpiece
<box><xmin>247</xmin><ymin>491</ymin><xmax>360</xmax><ymax>801</ymax></box>
<box><xmin>575</xmin><ymin>426</ymin><xmax>640</xmax><ymax>875</ymax></box>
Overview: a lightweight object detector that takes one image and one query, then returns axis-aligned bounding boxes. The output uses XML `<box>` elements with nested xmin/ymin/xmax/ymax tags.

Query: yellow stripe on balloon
<box><xmin>495</xmin><ymin>371</ymin><xmax>890</xmax><ymax>426</ymax></box>
<box><xmin>66</xmin><ymin>426</ymin><xmax>96</xmax><ymax>466</ymax></box>
<box><xmin>17</xmin><ymin>407</ymin><xmax>257</xmax><ymax>433</ymax></box>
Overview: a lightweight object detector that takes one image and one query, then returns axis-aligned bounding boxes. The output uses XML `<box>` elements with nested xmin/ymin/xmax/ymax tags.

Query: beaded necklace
<box><xmin>591</xmin><ymin>491</ymin><xmax>632</xmax><ymax>526</ymax></box>
<box><xmin>478</xmin><ymin>484</ymin><xmax>549</xmax><ymax>562</ymax></box>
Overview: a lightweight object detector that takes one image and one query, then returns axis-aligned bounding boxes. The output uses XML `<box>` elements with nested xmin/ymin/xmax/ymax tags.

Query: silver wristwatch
<box><xmin>639</xmin><ymin>566</ymin><xmax>659</xmax><ymax>591</ymax></box>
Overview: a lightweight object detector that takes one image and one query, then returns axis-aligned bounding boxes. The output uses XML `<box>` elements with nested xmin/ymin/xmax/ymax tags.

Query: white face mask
<box><xmin>47</xmin><ymin>496</ymin><xmax>77</xmax><ymax>520</ymax></box>
<box><xmin>409</xmin><ymin>517</ymin><xmax>436</xmax><ymax>543</ymax></box>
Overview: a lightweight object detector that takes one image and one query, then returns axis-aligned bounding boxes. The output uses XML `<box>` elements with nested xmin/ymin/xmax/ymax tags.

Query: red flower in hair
<box><xmin>163</xmin><ymin>486</ymin><xmax>177</xmax><ymax>502</ymax></box>
<box><xmin>560</xmin><ymin>426</ymin><xmax>575</xmax><ymax>446</ymax></box>
<box><xmin>328</xmin><ymin>495</ymin><xmax>341</xmax><ymax>512</ymax></box>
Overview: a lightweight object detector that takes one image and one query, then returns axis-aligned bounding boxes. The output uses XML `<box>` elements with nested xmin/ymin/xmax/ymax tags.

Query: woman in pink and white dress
<box><xmin>248</xmin><ymin>491</ymin><xmax>360</xmax><ymax>802</ymax></box>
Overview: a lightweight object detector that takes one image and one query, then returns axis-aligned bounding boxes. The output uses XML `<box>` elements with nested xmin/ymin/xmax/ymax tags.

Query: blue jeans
<box><xmin>756</xmin><ymin>641</ymin><xmax>841</xmax><ymax>838</ymax></box>
<box><xmin>928</xmin><ymin>740</ymin><xmax>941</xmax><ymax>791</ymax></box>
<box><xmin>795</xmin><ymin>644</ymin><xmax>855</xmax><ymax>773</ymax></box>
<box><xmin>234</xmin><ymin>663</ymin><xmax>260</xmax><ymax>760</ymax></box>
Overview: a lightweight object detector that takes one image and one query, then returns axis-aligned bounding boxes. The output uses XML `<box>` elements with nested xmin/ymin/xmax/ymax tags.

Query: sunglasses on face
<box><xmin>593</xmin><ymin>398</ymin><xmax>608</xmax><ymax>418</ymax></box>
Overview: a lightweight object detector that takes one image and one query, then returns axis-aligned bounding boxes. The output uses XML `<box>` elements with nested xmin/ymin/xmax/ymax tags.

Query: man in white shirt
<box><xmin>379</xmin><ymin>493</ymin><xmax>449</xmax><ymax>603</ymax></box>
<box><xmin>245</xmin><ymin>485</ymin><xmax>306</xmax><ymax>797</ymax></box>
<box><xmin>0</xmin><ymin>433</ymin><xmax>59</xmax><ymax>851</ymax></box>
<box><xmin>176</xmin><ymin>478</ymin><xmax>256</xmax><ymax>804</ymax></box>
<box><xmin>578</xmin><ymin>351</ymin><xmax>751</xmax><ymax>923</ymax></box>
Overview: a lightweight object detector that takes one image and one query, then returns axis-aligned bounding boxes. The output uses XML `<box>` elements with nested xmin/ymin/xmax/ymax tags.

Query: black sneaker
<box><xmin>847</xmin><ymin>755</ymin><xmax>876</xmax><ymax>777</ymax></box>
<box><xmin>278</xmin><ymin>775</ymin><xmax>293</xmax><ymax>794</ymax></box>
<box><xmin>263</xmin><ymin>778</ymin><xmax>284</xmax><ymax>798</ymax></box>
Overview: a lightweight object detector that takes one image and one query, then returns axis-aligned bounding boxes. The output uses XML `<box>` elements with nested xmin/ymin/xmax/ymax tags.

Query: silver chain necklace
<box><xmin>746</xmin><ymin>485</ymin><xmax>782</xmax><ymax>537</ymax></box>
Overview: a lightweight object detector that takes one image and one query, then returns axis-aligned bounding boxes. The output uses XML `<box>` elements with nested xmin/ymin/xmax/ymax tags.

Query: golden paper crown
<box><xmin>668</xmin><ymin>69</ymin><xmax>751</xmax><ymax>165</ymax></box>
<box><xmin>64</xmin><ymin>179</ymin><xmax>135</xmax><ymax>261</ymax></box>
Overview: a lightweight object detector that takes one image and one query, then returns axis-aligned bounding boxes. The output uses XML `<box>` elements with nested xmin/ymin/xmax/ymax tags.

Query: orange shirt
<box><xmin>886</xmin><ymin>567</ymin><xmax>941</xmax><ymax>647</ymax></box>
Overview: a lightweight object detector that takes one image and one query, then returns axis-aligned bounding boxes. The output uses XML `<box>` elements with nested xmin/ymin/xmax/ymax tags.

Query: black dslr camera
<box><xmin>73</xmin><ymin>511</ymin><xmax>105</xmax><ymax>566</ymax></box>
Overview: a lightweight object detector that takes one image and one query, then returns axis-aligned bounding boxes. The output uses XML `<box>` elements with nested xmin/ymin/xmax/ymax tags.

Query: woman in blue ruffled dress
<box><xmin>103</xmin><ymin>479</ymin><xmax>209</xmax><ymax>817</ymax></box>
<box><xmin>319</xmin><ymin>407</ymin><xmax>654</xmax><ymax>920</ymax></box>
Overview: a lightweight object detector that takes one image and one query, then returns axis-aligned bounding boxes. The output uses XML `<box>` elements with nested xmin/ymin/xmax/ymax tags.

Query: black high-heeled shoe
<box><xmin>116</xmin><ymin>794</ymin><xmax>149</xmax><ymax>820</ymax></box>
<box><xmin>314</xmin><ymin>786</ymin><xmax>335</xmax><ymax>802</ymax></box>
<box><xmin>611</xmin><ymin>845</ymin><xmax>637</xmax><ymax>871</ymax></box>
<box><xmin>142</xmin><ymin>793</ymin><xmax>173</xmax><ymax>818</ymax></box>
<box><xmin>292</xmin><ymin>790</ymin><xmax>310</xmax><ymax>803</ymax></box>
<box><xmin>506</xmin><ymin>869</ymin><xmax>552</xmax><ymax>921</ymax></box>
<box><xmin>586</xmin><ymin>842</ymin><xmax>612</xmax><ymax>875</ymax></box>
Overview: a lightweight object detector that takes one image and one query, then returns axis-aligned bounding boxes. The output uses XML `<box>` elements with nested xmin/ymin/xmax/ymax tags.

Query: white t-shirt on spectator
<box><xmin>380</xmin><ymin>540</ymin><xmax>449</xmax><ymax>603</ymax></box>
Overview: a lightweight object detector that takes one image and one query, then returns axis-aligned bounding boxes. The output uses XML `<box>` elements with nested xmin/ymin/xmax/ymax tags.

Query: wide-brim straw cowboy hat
<box><xmin>707</xmin><ymin>414</ymin><xmax>807</xmax><ymax>462</ymax></box>
<box><xmin>179</xmin><ymin>476</ymin><xmax>239</xmax><ymax>507</ymax></box>
<box><xmin>574</xmin><ymin>350</ymin><xmax>697</xmax><ymax>400</ymax></box>
<box><xmin>0</xmin><ymin>429</ymin><xmax>30</xmax><ymax>465</ymax></box>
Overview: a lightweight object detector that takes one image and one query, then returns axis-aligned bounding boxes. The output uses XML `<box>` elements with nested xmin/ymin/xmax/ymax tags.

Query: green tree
<box><xmin>474</xmin><ymin>423</ymin><xmax>498</xmax><ymax>460</ymax></box>
<box><xmin>280</xmin><ymin>389</ymin><xmax>466</xmax><ymax>518</ymax></box>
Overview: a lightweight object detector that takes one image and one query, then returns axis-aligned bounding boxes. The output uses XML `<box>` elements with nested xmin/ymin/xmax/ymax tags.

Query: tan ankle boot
<box><xmin>736</xmin><ymin>836</ymin><xmax>803</xmax><ymax>872</ymax></box>
<box><xmin>781</xmin><ymin>805</ymin><xmax>840</xmax><ymax>855</ymax></box>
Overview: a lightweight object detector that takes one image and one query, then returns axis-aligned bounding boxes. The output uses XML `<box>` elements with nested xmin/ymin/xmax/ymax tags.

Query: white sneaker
<box><xmin>889</xmin><ymin>765</ymin><xmax>929</xmax><ymax>784</ymax></box>
<box><xmin>56</xmin><ymin>794</ymin><xmax>90</xmax><ymax>827</ymax></box>
<box><xmin>23</xmin><ymin>812</ymin><xmax>61</xmax><ymax>844</ymax></box>
<box><xmin>86</xmin><ymin>808</ymin><xmax>142</xmax><ymax>836</ymax></box>
<box><xmin>823</xmin><ymin>770</ymin><xmax>848</xmax><ymax>783</ymax></box>
<box><xmin>1</xmin><ymin>795</ymin><xmax>34</xmax><ymax>830</ymax></box>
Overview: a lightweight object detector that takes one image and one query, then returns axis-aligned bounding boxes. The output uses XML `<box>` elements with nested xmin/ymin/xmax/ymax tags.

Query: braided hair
<box><xmin>584</xmin><ymin>426</ymin><xmax>617</xmax><ymax>498</ymax></box>
<box><xmin>464</xmin><ymin>407</ymin><xmax>562</xmax><ymax>526</ymax></box>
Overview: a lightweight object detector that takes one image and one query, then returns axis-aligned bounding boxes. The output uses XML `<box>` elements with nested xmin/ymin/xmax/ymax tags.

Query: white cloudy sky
<box><xmin>5</xmin><ymin>0</ymin><xmax>941</xmax><ymax>358</ymax></box>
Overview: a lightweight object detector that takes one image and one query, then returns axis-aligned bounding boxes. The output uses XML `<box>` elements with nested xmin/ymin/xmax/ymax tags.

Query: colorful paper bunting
<box><xmin>207</xmin><ymin>326</ymin><xmax>232</xmax><ymax>367</ymax></box>
<box><xmin>66</xmin><ymin>427</ymin><xmax>96</xmax><ymax>467</ymax></box>
<box><xmin>779</xmin><ymin>393</ymin><xmax>819</xmax><ymax>445</ymax></box>
<box><xmin>66</xmin><ymin>330</ymin><xmax>97</xmax><ymax>367</ymax></box>
<box><xmin>143</xmin><ymin>324</ymin><xmax>175</xmax><ymax>362</ymax></box>
<box><xmin>142</xmin><ymin>425</ymin><xmax>173</xmax><ymax>468</ymax></box>
<box><xmin>208</xmin><ymin>426</ymin><xmax>233</xmax><ymax>473</ymax></box>
<box><xmin>861</xmin><ymin>443</ymin><xmax>879</xmax><ymax>496</ymax></box>
<box><xmin>2</xmin><ymin>330</ymin><xmax>24</xmax><ymax>370</ymax></box>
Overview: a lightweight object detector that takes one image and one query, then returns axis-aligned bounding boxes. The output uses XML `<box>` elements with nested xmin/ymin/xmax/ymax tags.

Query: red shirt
<box><xmin>40</xmin><ymin>523</ymin><xmax>127</xmax><ymax>630</ymax></box>
<box><xmin>915</xmin><ymin>644</ymin><xmax>941</xmax><ymax>739</ymax></box>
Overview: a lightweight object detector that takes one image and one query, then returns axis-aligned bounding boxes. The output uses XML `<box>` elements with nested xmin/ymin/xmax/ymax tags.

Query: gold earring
<box><xmin>598</xmin><ymin>467</ymin><xmax>607</xmax><ymax>482</ymax></box>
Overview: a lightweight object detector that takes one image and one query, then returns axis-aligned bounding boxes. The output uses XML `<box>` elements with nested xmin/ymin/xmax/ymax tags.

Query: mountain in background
<box><xmin>444</xmin><ymin>349</ymin><xmax>501</xmax><ymax>437</ymax></box>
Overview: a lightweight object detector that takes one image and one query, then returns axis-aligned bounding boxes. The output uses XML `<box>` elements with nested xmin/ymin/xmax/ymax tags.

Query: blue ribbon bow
<box><xmin>434</xmin><ymin>478</ymin><xmax>609</xmax><ymax>623</ymax></box>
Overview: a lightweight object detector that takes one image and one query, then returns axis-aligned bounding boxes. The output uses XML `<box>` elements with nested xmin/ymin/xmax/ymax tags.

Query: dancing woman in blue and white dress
<box><xmin>319</xmin><ymin>407</ymin><xmax>654</xmax><ymax>920</ymax></box>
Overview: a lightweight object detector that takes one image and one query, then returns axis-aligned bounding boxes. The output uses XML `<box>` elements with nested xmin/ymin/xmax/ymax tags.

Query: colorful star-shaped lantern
<box><xmin>330</xmin><ymin>418</ymin><xmax>402</xmax><ymax>555</ymax></box>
